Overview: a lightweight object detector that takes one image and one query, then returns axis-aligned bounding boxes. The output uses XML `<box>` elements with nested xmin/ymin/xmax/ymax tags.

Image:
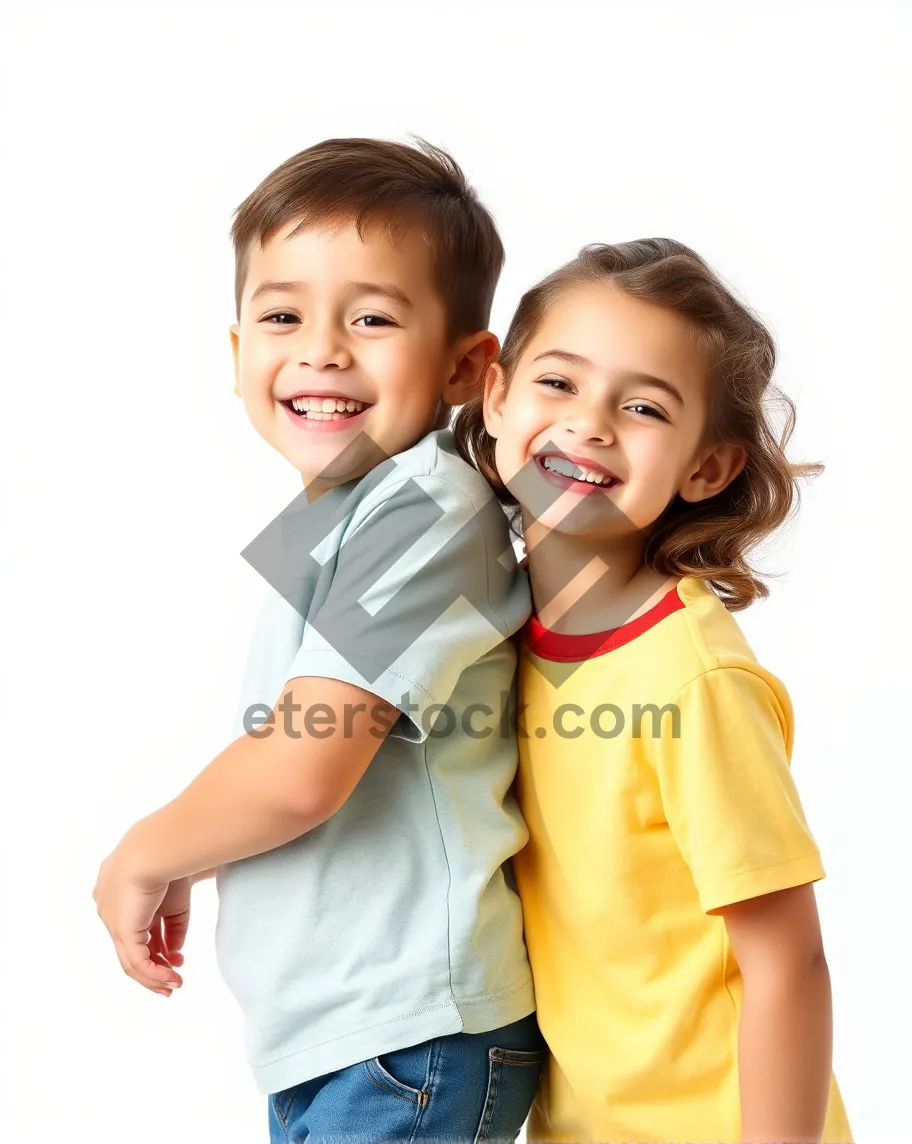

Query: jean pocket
<box><xmin>475</xmin><ymin>1045</ymin><xmax>545</xmax><ymax>1143</ymax></box>
<box><xmin>270</xmin><ymin>1087</ymin><xmax>297</xmax><ymax>1137</ymax></box>
<box><xmin>363</xmin><ymin>1055</ymin><xmax>431</xmax><ymax>1108</ymax></box>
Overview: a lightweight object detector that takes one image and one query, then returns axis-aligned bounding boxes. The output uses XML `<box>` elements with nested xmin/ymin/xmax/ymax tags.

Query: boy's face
<box><xmin>231</xmin><ymin>219</ymin><xmax>492</xmax><ymax>494</ymax></box>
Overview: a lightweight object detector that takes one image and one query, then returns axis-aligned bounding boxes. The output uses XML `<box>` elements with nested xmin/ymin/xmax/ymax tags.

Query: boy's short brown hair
<box><xmin>231</xmin><ymin>136</ymin><xmax>504</xmax><ymax>337</ymax></box>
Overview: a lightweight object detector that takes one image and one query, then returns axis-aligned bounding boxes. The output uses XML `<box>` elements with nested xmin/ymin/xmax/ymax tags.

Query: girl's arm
<box><xmin>720</xmin><ymin>883</ymin><xmax>833</xmax><ymax>1144</ymax></box>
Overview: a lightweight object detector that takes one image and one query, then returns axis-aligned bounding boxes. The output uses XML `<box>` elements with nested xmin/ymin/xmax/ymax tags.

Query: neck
<box><xmin>522</xmin><ymin>516</ymin><xmax>677</xmax><ymax>635</ymax></box>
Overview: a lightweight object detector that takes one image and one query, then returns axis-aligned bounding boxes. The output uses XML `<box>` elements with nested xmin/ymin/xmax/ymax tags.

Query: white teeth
<box><xmin>542</xmin><ymin>456</ymin><xmax>613</xmax><ymax>485</ymax></box>
<box><xmin>289</xmin><ymin>396</ymin><xmax>366</xmax><ymax>415</ymax></box>
<box><xmin>582</xmin><ymin>470</ymin><xmax>611</xmax><ymax>485</ymax></box>
<box><xmin>543</xmin><ymin>457</ymin><xmax>577</xmax><ymax>478</ymax></box>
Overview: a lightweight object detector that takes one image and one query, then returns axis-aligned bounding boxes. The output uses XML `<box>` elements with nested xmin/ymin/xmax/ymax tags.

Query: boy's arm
<box><xmin>119</xmin><ymin>676</ymin><xmax>398</xmax><ymax>886</ymax></box>
<box><xmin>720</xmin><ymin>883</ymin><xmax>833</xmax><ymax>1144</ymax></box>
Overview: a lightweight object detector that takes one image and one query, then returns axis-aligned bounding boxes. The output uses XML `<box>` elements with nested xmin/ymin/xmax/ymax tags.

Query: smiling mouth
<box><xmin>281</xmin><ymin>395</ymin><xmax>372</xmax><ymax>421</ymax></box>
<box><xmin>535</xmin><ymin>454</ymin><xmax>621</xmax><ymax>489</ymax></box>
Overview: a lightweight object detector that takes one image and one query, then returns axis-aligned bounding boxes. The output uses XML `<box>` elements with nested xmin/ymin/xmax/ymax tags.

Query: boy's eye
<box><xmin>354</xmin><ymin>314</ymin><xmax>396</xmax><ymax>328</ymax></box>
<box><xmin>626</xmin><ymin>403</ymin><xmax>667</xmax><ymax>422</ymax></box>
<box><xmin>259</xmin><ymin>312</ymin><xmax>397</xmax><ymax>329</ymax></box>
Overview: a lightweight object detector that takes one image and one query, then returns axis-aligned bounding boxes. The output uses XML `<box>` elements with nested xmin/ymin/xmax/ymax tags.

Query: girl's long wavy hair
<box><xmin>453</xmin><ymin>239</ymin><xmax>822</xmax><ymax>612</ymax></box>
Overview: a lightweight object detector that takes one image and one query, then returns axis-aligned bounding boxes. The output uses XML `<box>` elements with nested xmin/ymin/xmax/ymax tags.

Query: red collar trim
<box><xmin>523</xmin><ymin>585</ymin><xmax>684</xmax><ymax>662</ymax></box>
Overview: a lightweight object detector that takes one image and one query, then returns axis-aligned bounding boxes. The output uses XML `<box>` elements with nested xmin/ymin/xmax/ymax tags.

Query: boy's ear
<box><xmin>441</xmin><ymin>330</ymin><xmax>500</xmax><ymax>407</ymax></box>
<box><xmin>679</xmin><ymin>442</ymin><xmax>747</xmax><ymax>503</ymax></box>
<box><xmin>482</xmin><ymin>361</ymin><xmax>508</xmax><ymax>438</ymax></box>
<box><xmin>229</xmin><ymin>324</ymin><xmax>241</xmax><ymax>396</ymax></box>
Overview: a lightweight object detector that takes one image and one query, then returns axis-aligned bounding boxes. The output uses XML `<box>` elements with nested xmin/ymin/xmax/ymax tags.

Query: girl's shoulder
<box><xmin>674</xmin><ymin>576</ymin><xmax>788</xmax><ymax>698</ymax></box>
<box><xmin>675</xmin><ymin>575</ymin><xmax>756</xmax><ymax>665</ymax></box>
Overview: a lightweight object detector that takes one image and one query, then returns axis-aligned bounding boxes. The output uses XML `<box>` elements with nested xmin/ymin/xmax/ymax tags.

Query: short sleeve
<box><xmin>653</xmin><ymin>666</ymin><xmax>825</xmax><ymax>914</ymax></box>
<box><xmin>285</xmin><ymin>473</ymin><xmax>528</xmax><ymax>742</ymax></box>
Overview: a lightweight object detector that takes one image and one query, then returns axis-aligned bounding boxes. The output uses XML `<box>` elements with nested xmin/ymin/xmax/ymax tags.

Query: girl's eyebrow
<box><xmin>533</xmin><ymin>349</ymin><xmax>591</xmax><ymax>368</ymax></box>
<box><xmin>532</xmin><ymin>349</ymin><xmax>685</xmax><ymax>406</ymax></box>
<box><xmin>624</xmin><ymin>373</ymin><xmax>684</xmax><ymax>406</ymax></box>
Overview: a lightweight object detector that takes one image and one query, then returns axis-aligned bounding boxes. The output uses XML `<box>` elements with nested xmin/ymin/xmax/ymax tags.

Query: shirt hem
<box><xmin>250</xmin><ymin>977</ymin><xmax>536</xmax><ymax>1095</ymax></box>
<box><xmin>702</xmin><ymin>851</ymin><xmax>826</xmax><ymax>914</ymax></box>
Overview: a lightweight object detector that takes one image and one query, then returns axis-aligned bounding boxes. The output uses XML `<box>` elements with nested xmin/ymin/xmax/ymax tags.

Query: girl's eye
<box><xmin>627</xmin><ymin>402</ymin><xmax>667</xmax><ymax>422</ymax></box>
<box><xmin>354</xmin><ymin>314</ymin><xmax>396</xmax><ymax>328</ymax></box>
<box><xmin>536</xmin><ymin>376</ymin><xmax>574</xmax><ymax>393</ymax></box>
<box><xmin>262</xmin><ymin>312</ymin><xmax>299</xmax><ymax>325</ymax></box>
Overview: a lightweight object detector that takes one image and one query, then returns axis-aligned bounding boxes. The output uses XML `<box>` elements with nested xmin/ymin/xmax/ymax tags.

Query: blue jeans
<box><xmin>267</xmin><ymin>1013</ymin><xmax>544</xmax><ymax>1142</ymax></box>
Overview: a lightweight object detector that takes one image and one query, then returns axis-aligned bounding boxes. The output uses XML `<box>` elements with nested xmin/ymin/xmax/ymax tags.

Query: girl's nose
<box><xmin>564</xmin><ymin>406</ymin><xmax>615</xmax><ymax>444</ymax></box>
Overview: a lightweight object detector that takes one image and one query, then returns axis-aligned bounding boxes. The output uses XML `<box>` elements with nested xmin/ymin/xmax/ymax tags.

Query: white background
<box><xmin>2</xmin><ymin>2</ymin><xmax>909</xmax><ymax>1140</ymax></box>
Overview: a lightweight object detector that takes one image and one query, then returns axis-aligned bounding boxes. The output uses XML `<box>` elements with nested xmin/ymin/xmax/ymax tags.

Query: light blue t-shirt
<box><xmin>215</xmin><ymin>429</ymin><xmax>535</xmax><ymax>1094</ymax></box>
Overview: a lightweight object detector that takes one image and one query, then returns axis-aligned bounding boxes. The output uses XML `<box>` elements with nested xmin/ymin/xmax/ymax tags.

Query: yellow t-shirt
<box><xmin>513</xmin><ymin>575</ymin><xmax>852</xmax><ymax>1143</ymax></box>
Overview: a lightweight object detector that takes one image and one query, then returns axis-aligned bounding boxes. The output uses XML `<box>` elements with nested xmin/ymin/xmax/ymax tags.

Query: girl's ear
<box><xmin>679</xmin><ymin>442</ymin><xmax>747</xmax><ymax>503</ymax></box>
<box><xmin>482</xmin><ymin>362</ymin><xmax>508</xmax><ymax>438</ymax></box>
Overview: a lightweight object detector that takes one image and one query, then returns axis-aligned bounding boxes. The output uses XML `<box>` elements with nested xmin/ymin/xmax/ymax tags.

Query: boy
<box><xmin>93</xmin><ymin>138</ymin><xmax>544</xmax><ymax>1141</ymax></box>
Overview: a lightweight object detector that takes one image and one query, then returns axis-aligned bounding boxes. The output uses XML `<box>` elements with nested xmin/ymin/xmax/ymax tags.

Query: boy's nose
<box><xmin>296</xmin><ymin>324</ymin><xmax>352</xmax><ymax>370</ymax></box>
<box><xmin>298</xmin><ymin>347</ymin><xmax>351</xmax><ymax>370</ymax></box>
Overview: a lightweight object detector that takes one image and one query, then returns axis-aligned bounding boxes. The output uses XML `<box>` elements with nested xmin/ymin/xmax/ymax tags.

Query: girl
<box><xmin>454</xmin><ymin>240</ymin><xmax>852</xmax><ymax>1144</ymax></box>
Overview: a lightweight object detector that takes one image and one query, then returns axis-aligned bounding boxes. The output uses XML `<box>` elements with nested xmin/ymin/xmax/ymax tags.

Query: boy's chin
<box><xmin>272</xmin><ymin>407</ymin><xmax>446</xmax><ymax>487</ymax></box>
<box><xmin>295</xmin><ymin>456</ymin><xmax>375</xmax><ymax>491</ymax></box>
<box><xmin>279</xmin><ymin>430</ymin><xmax>390</xmax><ymax>488</ymax></box>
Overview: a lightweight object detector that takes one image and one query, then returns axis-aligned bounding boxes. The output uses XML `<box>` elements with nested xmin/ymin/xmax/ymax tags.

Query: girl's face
<box><xmin>484</xmin><ymin>283</ymin><xmax>729</xmax><ymax>541</ymax></box>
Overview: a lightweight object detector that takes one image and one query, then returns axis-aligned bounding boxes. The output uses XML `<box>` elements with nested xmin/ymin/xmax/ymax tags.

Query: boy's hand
<box><xmin>93</xmin><ymin>845</ymin><xmax>186</xmax><ymax>997</ymax></box>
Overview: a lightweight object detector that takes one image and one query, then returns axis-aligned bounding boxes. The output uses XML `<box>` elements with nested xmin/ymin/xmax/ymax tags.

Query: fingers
<box><xmin>149</xmin><ymin>915</ymin><xmax>185</xmax><ymax>969</ymax></box>
<box><xmin>140</xmin><ymin>921</ymin><xmax>183</xmax><ymax>990</ymax></box>
<box><xmin>113</xmin><ymin>928</ymin><xmax>183</xmax><ymax>996</ymax></box>
<box><xmin>162</xmin><ymin>907</ymin><xmax>190</xmax><ymax>960</ymax></box>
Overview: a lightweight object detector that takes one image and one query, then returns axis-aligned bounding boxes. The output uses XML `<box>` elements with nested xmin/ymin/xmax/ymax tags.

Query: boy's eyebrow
<box><xmin>533</xmin><ymin>349</ymin><xmax>685</xmax><ymax>406</ymax></box>
<box><xmin>249</xmin><ymin>279</ymin><xmax>413</xmax><ymax>307</ymax></box>
<box><xmin>349</xmin><ymin>281</ymin><xmax>414</xmax><ymax>308</ymax></box>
